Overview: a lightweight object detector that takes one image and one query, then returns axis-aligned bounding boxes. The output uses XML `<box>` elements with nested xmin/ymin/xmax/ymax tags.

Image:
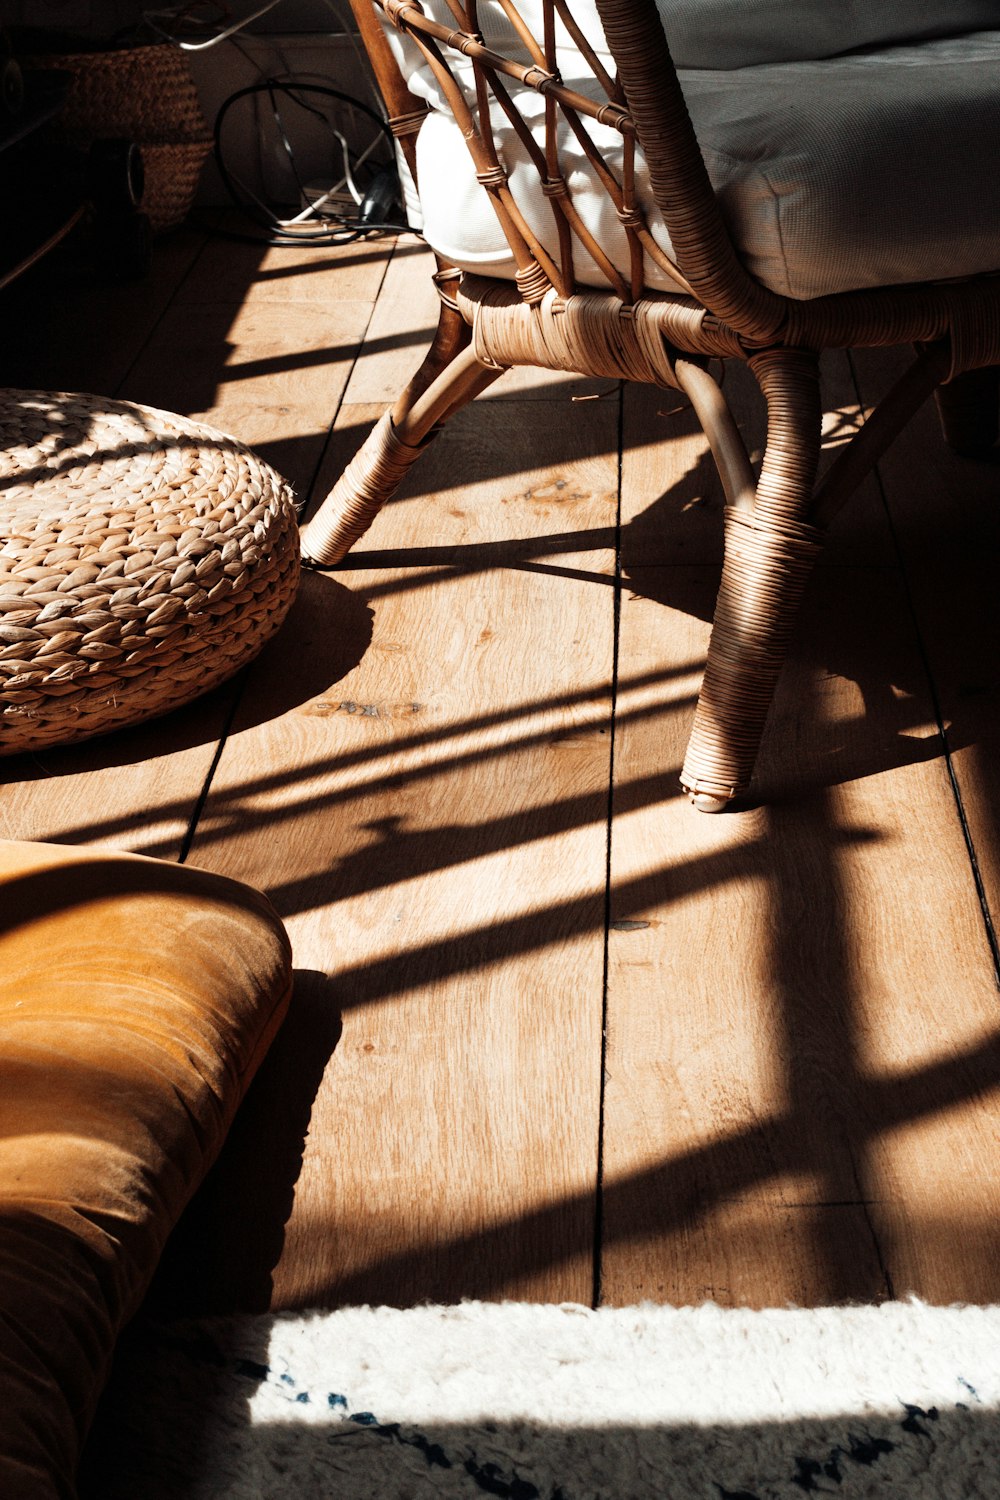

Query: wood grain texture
<box><xmin>0</xmin><ymin>697</ymin><xmax>236</xmax><ymax>859</ymax></box>
<box><xmin>845</xmin><ymin>349</ymin><xmax>1000</xmax><ymax>1302</ymax></box>
<box><xmin>601</xmin><ymin>361</ymin><xmax>1000</xmax><ymax>1307</ymax></box>
<box><xmin>853</xmin><ymin>346</ymin><xmax>1000</xmax><ymax>934</ymax></box>
<box><xmin>160</xmin><ymin>234</ymin><xmax>391</xmax><ymax>469</ymax></box>
<box><xmin>8</xmin><ymin>225</ymin><xmax>1000</xmax><ymax>1317</ymax></box>
<box><xmin>168</xmin><ymin>391</ymin><xmax>620</xmax><ymax>1310</ymax></box>
<box><xmin>0</xmin><ymin>228</ymin><xmax>205</xmax><ymax>397</ymax></box>
<box><xmin>340</xmin><ymin>243</ymin><xmax>440</xmax><ymax>406</ymax></box>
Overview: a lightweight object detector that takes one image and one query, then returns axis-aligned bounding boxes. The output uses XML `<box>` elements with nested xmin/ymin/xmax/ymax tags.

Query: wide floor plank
<box><xmin>161</xmin><ymin>392</ymin><xmax>619</xmax><ymax>1310</ymax></box>
<box><xmin>601</xmin><ymin>361</ymin><xmax>1000</xmax><ymax>1308</ymax></box>
<box><xmin>853</xmin><ymin>347</ymin><xmax>1000</xmax><ymax>943</ymax></box>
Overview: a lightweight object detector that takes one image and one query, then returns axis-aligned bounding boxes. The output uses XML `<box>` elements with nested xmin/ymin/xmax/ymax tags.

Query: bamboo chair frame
<box><xmin>300</xmin><ymin>0</ymin><xmax>1000</xmax><ymax>810</ymax></box>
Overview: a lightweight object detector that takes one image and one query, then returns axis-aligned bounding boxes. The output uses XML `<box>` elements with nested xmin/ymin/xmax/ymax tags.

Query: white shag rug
<box><xmin>81</xmin><ymin>1301</ymin><xmax>1000</xmax><ymax>1499</ymax></box>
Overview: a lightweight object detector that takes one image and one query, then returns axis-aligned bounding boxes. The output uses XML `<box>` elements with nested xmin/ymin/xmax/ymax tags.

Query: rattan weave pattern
<box><xmin>34</xmin><ymin>43</ymin><xmax>207</xmax><ymax>142</ymax></box>
<box><xmin>136</xmin><ymin>141</ymin><xmax>213</xmax><ymax>236</ymax></box>
<box><xmin>23</xmin><ymin>42</ymin><xmax>212</xmax><ymax>233</ymax></box>
<box><xmin>300</xmin><ymin>0</ymin><xmax>1000</xmax><ymax>810</ymax></box>
<box><xmin>0</xmin><ymin>391</ymin><xmax>300</xmax><ymax>755</ymax></box>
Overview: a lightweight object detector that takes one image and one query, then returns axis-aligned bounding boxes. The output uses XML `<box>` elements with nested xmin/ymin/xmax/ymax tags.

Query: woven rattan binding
<box><xmin>300</xmin><ymin>0</ymin><xmax>1000</xmax><ymax>809</ymax></box>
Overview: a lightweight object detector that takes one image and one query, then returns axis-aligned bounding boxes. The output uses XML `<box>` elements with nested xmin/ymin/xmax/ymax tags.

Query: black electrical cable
<box><xmin>212</xmin><ymin>78</ymin><xmax>419</xmax><ymax>246</ymax></box>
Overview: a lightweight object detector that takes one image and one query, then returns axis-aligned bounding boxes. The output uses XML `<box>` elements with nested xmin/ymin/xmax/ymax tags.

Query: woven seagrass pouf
<box><xmin>0</xmin><ymin>390</ymin><xmax>300</xmax><ymax>755</ymax></box>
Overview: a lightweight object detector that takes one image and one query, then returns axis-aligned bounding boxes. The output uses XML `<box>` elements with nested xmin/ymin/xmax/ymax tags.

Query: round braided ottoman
<box><xmin>0</xmin><ymin>390</ymin><xmax>300</xmax><ymax>754</ymax></box>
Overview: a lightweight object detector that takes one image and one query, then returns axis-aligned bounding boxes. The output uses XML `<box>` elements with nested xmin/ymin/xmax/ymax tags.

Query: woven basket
<box><xmin>138</xmin><ymin>141</ymin><xmax>212</xmax><ymax>236</ymax></box>
<box><xmin>23</xmin><ymin>41</ymin><xmax>211</xmax><ymax>232</ymax></box>
<box><xmin>0</xmin><ymin>390</ymin><xmax>301</xmax><ymax>756</ymax></box>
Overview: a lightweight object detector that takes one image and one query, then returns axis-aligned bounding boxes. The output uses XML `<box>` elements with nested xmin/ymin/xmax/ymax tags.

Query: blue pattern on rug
<box><xmin>212</xmin><ymin>1339</ymin><xmax>957</xmax><ymax>1500</ymax></box>
<box><xmin>226</xmin><ymin>1347</ymin><xmax>547</xmax><ymax>1497</ymax></box>
<box><xmin>80</xmin><ymin>1306</ymin><xmax>1000</xmax><ymax>1500</ymax></box>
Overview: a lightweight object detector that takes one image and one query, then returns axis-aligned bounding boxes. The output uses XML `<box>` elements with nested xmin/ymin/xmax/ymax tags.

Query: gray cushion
<box><xmin>687</xmin><ymin>31</ymin><xmax>1000</xmax><ymax>297</ymax></box>
<box><xmin>656</xmin><ymin>0</ymin><xmax>1000</xmax><ymax>69</ymax></box>
<box><xmin>387</xmin><ymin>1</ymin><xmax>1000</xmax><ymax>74</ymax></box>
<box><xmin>401</xmin><ymin>24</ymin><xmax>1000</xmax><ymax>300</ymax></box>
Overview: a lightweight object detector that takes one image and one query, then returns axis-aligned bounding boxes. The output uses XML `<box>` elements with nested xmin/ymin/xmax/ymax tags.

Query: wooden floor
<box><xmin>3</xmin><ymin>225</ymin><xmax>1000</xmax><ymax>1315</ymax></box>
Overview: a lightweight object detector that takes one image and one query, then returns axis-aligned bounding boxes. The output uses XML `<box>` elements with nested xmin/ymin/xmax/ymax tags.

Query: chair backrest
<box><xmin>348</xmin><ymin>0</ymin><xmax>786</xmax><ymax>340</ymax></box>
<box><xmin>352</xmin><ymin>0</ymin><xmax>1000</xmax><ymax>360</ymax></box>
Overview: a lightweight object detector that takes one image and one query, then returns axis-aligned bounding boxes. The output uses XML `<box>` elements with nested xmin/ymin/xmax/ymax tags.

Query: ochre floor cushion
<box><xmin>0</xmin><ymin>840</ymin><xmax>293</xmax><ymax>1499</ymax></box>
<box><xmin>0</xmin><ymin>390</ymin><xmax>300</xmax><ymax>756</ymax></box>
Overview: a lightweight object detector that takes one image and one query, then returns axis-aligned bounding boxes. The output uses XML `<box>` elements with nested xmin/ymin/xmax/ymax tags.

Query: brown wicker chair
<box><xmin>300</xmin><ymin>0</ymin><xmax>1000</xmax><ymax>810</ymax></box>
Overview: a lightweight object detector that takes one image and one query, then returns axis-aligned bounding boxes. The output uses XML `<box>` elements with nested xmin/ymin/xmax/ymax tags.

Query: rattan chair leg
<box><xmin>680</xmin><ymin>351</ymin><xmax>826</xmax><ymax>810</ymax></box>
<box><xmin>300</xmin><ymin>308</ymin><xmax>504</xmax><ymax>567</ymax></box>
<box><xmin>390</xmin><ymin>287</ymin><xmax>470</xmax><ymax>427</ymax></box>
<box><xmin>935</xmin><ymin>366</ymin><xmax>1000</xmax><ymax>457</ymax></box>
<box><xmin>299</xmin><ymin>410</ymin><xmax>436</xmax><ymax>566</ymax></box>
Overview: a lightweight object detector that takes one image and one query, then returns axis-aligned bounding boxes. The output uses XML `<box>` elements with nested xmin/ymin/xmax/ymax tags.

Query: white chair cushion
<box><xmin>397</xmin><ymin>22</ymin><xmax>1000</xmax><ymax>301</ymax></box>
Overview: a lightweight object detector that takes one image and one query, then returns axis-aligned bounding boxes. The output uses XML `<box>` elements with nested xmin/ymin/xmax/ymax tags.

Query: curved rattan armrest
<box><xmin>593</xmin><ymin>0</ymin><xmax>786</xmax><ymax>343</ymax></box>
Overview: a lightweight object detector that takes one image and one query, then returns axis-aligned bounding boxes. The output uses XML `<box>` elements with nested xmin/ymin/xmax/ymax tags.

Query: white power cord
<box><xmin>141</xmin><ymin>0</ymin><xmax>412</xmax><ymax>245</ymax></box>
<box><xmin>143</xmin><ymin>0</ymin><xmax>289</xmax><ymax>51</ymax></box>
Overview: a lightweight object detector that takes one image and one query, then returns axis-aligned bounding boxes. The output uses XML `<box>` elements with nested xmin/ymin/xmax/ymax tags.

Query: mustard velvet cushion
<box><xmin>0</xmin><ymin>840</ymin><xmax>293</xmax><ymax>1499</ymax></box>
